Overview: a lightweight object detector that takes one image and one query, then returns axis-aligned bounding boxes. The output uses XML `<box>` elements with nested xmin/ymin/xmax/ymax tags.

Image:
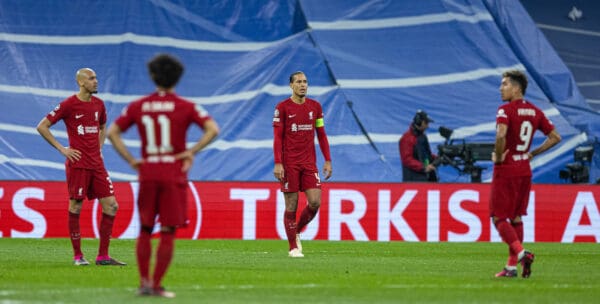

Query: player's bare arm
<box><xmin>106</xmin><ymin>123</ymin><xmax>141</xmax><ymax>171</ymax></box>
<box><xmin>273</xmin><ymin>163</ymin><xmax>284</xmax><ymax>181</ymax></box>
<box><xmin>176</xmin><ymin>119</ymin><xmax>220</xmax><ymax>173</ymax></box>
<box><xmin>36</xmin><ymin>117</ymin><xmax>81</xmax><ymax>162</ymax></box>
<box><xmin>99</xmin><ymin>124</ymin><xmax>107</xmax><ymax>149</ymax></box>
<box><xmin>323</xmin><ymin>160</ymin><xmax>332</xmax><ymax>180</ymax></box>
<box><xmin>528</xmin><ymin>129</ymin><xmax>562</xmax><ymax>159</ymax></box>
<box><xmin>493</xmin><ymin>123</ymin><xmax>508</xmax><ymax>164</ymax></box>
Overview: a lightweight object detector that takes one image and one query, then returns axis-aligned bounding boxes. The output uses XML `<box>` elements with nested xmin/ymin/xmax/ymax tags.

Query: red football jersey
<box><xmin>46</xmin><ymin>95</ymin><xmax>107</xmax><ymax>169</ymax></box>
<box><xmin>272</xmin><ymin>97</ymin><xmax>324</xmax><ymax>166</ymax></box>
<box><xmin>114</xmin><ymin>92</ymin><xmax>212</xmax><ymax>182</ymax></box>
<box><xmin>494</xmin><ymin>99</ymin><xmax>555</xmax><ymax>176</ymax></box>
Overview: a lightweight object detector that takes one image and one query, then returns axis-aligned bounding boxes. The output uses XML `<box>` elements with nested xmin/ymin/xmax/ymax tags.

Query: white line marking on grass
<box><xmin>190</xmin><ymin>284</ymin><xmax>320</xmax><ymax>290</ymax></box>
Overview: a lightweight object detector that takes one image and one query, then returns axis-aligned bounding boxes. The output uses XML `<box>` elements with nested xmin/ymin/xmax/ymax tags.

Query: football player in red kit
<box><xmin>273</xmin><ymin>71</ymin><xmax>332</xmax><ymax>258</ymax></box>
<box><xmin>37</xmin><ymin>68</ymin><xmax>125</xmax><ymax>266</ymax></box>
<box><xmin>108</xmin><ymin>54</ymin><xmax>219</xmax><ymax>297</ymax></box>
<box><xmin>491</xmin><ymin>70</ymin><xmax>561</xmax><ymax>278</ymax></box>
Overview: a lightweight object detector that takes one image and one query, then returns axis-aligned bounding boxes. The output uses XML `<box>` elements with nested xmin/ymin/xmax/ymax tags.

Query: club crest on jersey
<box><xmin>95</xmin><ymin>111</ymin><xmax>99</xmax><ymax>121</ymax></box>
<box><xmin>309</xmin><ymin>111</ymin><xmax>313</xmax><ymax>120</ymax></box>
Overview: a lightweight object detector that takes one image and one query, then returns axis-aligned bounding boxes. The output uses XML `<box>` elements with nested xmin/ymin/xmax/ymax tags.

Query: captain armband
<box><xmin>315</xmin><ymin>118</ymin><xmax>324</xmax><ymax>128</ymax></box>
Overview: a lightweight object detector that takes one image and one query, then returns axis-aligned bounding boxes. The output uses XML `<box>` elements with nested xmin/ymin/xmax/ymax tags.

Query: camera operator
<box><xmin>399</xmin><ymin>110</ymin><xmax>438</xmax><ymax>182</ymax></box>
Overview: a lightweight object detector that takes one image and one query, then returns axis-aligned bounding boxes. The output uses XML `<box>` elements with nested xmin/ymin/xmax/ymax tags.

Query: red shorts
<box><xmin>137</xmin><ymin>181</ymin><xmax>188</xmax><ymax>227</ymax></box>
<box><xmin>280</xmin><ymin>163</ymin><xmax>321</xmax><ymax>193</ymax></box>
<box><xmin>65</xmin><ymin>163</ymin><xmax>114</xmax><ymax>200</ymax></box>
<box><xmin>489</xmin><ymin>174</ymin><xmax>531</xmax><ymax>221</ymax></box>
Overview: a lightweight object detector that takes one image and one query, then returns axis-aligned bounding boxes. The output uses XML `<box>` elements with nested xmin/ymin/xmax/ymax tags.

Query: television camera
<box><xmin>559</xmin><ymin>145</ymin><xmax>594</xmax><ymax>183</ymax></box>
<box><xmin>434</xmin><ymin>126</ymin><xmax>495</xmax><ymax>183</ymax></box>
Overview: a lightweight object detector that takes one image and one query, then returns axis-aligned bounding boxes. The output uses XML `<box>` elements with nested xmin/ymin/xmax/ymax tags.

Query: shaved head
<box><xmin>75</xmin><ymin>68</ymin><xmax>98</xmax><ymax>95</ymax></box>
<box><xmin>76</xmin><ymin>68</ymin><xmax>95</xmax><ymax>81</ymax></box>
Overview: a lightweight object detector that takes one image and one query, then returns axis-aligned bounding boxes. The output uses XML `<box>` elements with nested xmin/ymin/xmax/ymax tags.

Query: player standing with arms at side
<box><xmin>491</xmin><ymin>70</ymin><xmax>561</xmax><ymax>278</ymax></box>
<box><xmin>37</xmin><ymin>68</ymin><xmax>126</xmax><ymax>266</ymax></box>
<box><xmin>273</xmin><ymin>71</ymin><xmax>332</xmax><ymax>258</ymax></box>
<box><xmin>107</xmin><ymin>54</ymin><xmax>219</xmax><ymax>297</ymax></box>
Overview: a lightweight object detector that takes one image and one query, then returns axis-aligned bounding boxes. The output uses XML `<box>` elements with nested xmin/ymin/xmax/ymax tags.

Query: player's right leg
<box><xmin>495</xmin><ymin>247</ymin><xmax>518</xmax><ymax>278</ymax></box>
<box><xmin>68</xmin><ymin>199</ymin><xmax>86</xmax><ymax>265</ymax></box>
<box><xmin>282</xmin><ymin>192</ymin><xmax>302</xmax><ymax>257</ymax></box>
<box><xmin>66</xmin><ymin>165</ymin><xmax>88</xmax><ymax>265</ymax></box>
<box><xmin>281</xmin><ymin>167</ymin><xmax>302</xmax><ymax>257</ymax></box>
<box><xmin>494</xmin><ymin>267</ymin><xmax>517</xmax><ymax>278</ymax></box>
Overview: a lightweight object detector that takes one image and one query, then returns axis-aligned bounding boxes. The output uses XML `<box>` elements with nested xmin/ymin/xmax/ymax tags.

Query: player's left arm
<box><xmin>529</xmin><ymin>129</ymin><xmax>561</xmax><ymax>159</ymax></box>
<box><xmin>99</xmin><ymin>123</ymin><xmax>106</xmax><ymax>150</ymax></box>
<box><xmin>99</xmin><ymin>102</ymin><xmax>108</xmax><ymax>150</ymax></box>
<box><xmin>177</xmin><ymin>119</ymin><xmax>220</xmax><ymax>173</ymax></box>
<box><xmin>315</xmin><ymin>116</ymin><xmax>332</xmax><ymax>180</ymax></box>
<box><xmin>107</xmin><ymin>123</ymin><xmax>140</xmax><ymax>171</ymax></box>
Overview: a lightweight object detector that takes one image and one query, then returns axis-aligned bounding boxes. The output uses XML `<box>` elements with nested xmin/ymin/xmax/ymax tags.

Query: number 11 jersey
<box><xmin>114</xmin><ymin>91</ymin><xmax>212</xmax><ymax>182</ymax></box>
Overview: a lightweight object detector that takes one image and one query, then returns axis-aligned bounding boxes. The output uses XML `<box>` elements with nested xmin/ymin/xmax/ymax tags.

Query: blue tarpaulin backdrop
<box><xmin>1</xmin><ymin>0</ymin><xmax>598</xmax><ymax>183</ymax></box>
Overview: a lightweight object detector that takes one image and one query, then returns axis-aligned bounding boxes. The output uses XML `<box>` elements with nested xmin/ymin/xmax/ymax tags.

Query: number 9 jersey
<box><xmin>495</xmin><ymin>99</ymin><xmax>555</xmax><ymax>177</ymax></box>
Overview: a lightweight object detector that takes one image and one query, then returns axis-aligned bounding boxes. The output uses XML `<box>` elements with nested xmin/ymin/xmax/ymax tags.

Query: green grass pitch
<box><xmin>0</xmin><ymin>238</ymin><xmax>598</xmax><ymax>303</ymax></box>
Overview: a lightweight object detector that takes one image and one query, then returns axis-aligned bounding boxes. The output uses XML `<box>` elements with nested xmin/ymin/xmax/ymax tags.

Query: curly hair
<box><xmin>147</xmin><ymin>54</ymin><xmax>184</xmax><ymax>89</ymax></box>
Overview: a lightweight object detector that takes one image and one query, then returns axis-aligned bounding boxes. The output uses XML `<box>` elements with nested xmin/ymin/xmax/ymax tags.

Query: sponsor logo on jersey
<box><xmin>77</xmin><ymin>125</ymin><xmax>99</xmax><ymax>135</ymax></box>
<box><xmin>75</xmin><ymin>114</ymin><xmax>84</xmax><ymax>119</ymax></box>
<box><xmin>292</xmin><ymin>124</ymin><xmax>313</xmax><ymax>131</ymax></box>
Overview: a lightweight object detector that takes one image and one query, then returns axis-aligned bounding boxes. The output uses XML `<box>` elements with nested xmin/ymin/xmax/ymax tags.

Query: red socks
<box><xmin>297</xmin><ymin>205</ymin><xmax>318</xmax><ymax>233</ymax></box>
<box><xmin>506</xmin><ymin>221</ymin><xmax>524</xmax><ymax>266</ymax></box>
<box><xmin>512</xmin><ymin>221</ymin><xmax>524</xmax><ymax>243</ymax></box>
<box><xmin>284</xmin><ymin>211</ymin><xmax>297</xmax><ymax>250</ymax></box>
<box><xmin>153</xmin><ymin>231</ymin><xmax>175</xmax><ymax>289</ymax></box>
<box><xmin>137</xmin><ymin>229</ymin><xmax>152</xmax><ymax>285</ymax></box>
<box><xmin>68</xmin><ymin>212</ymin><xmax>83</xmax><ymax>258</ymax></box>
<box><xmin>98</xmin><ymin>213</ymin><xmax>115</xmax><ymax>257</ymax></box>
<box><xmin>137</xmin><ymin>228</ymin><xmax>176</xmax><ymax>289</ymax></box>
<box><xmin>284</xmin><ymin>206</ymin><xmax>319</xmax><ymax>250</ymax></box>
<box><xmin>495</xmin><ymin>220</ymin><xmax>524</xmax><ymax>258</ymax></box>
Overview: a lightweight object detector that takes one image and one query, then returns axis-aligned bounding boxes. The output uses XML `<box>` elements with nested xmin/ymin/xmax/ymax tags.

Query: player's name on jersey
<box><xmin>142</xmin><ymin>101</ymin><xmax>175</xmax><ymax>112</ymax></box>
<box><xmin>518</xmin><ymin>108</ymin><xmax>536</xmax><ymax>116</ymax></box>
